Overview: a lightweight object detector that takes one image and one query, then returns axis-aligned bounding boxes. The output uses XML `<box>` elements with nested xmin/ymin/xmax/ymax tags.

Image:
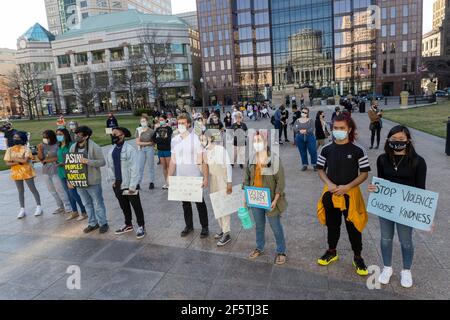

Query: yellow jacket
<box><xmin>317</xmin><ymin>185</ymin><xmax>368</xmax><ymax>233</ymax></box>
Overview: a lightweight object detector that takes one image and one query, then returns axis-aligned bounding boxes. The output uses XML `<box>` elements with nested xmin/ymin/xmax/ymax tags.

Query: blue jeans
<box><xmin>251</xmin><ymin>207</ymin><xmax>286</xmax><ymax>254</ymax></box>
<box><xmin>77</xmin><ymin>184</ymin><xmax>107</xmax><ymax>227</ymax></box>
<box><xmin>138</xmin><ymin>146</ymin><xmax>155</xmax><ymax>185</ymax></box>
<box><xmin>60</xmin><ymin>177</ymin><xmax>86</xmax><ymax>213</ymax></box>
<box><xmin>295</xmin><ymin>133</ymin><xmax>317</xmax><ymax>166</ymax></box>
<box><xmin>379</xmin><ymin>217</ymin><xmax>414</xmax><ymax>270</ymax></box>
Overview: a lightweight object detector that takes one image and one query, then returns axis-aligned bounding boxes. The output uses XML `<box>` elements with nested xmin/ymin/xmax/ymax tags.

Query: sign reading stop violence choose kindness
<box><xmin>367</xmin><ymin>177</ymin><xmax>439</xmax><ymax>231</ymax></box>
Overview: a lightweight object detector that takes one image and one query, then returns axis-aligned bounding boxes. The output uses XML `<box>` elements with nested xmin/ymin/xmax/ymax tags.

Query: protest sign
<box><xmin>244</xmin><ymin>186</ymin><xmax>272</xmax><ymax>210</ymax></box>
<box><xmin>64</xmin><ymin>153</ymin><xmax>88</xmax><ymax>187</ymax></box>
<box><xmin>105</xmin><ymin>128</ymin><xmax>113</xmax><ymax>135</ymax></box>
<box><xmin>209</xmin><ymin>184</ymin><xmax>245</xmax><ymax>219</ymax></box>
<box><xmin>168</xmin><ymin>176</ymin><xmax>204</xmax><ymax>203</ymax></box>
<box><xmin>0</xmin><ymin>133</ymin><xmax>6</xmax><ymax>151</ymax></box>
<box><xmin>367</xmin><ymin>177</ymin><xmax>439</xmax><ymax>231</ymax></box>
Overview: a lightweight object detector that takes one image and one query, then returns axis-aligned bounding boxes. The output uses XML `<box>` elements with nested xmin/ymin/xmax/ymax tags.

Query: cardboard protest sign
<box><xmin>244</xmin><ymin>186</ymin><xmax>272</xmax><ymax>210</ymax></box>
<box><xmin>0</xmin><ymin>133</ymin><xmax>6</xmax><ymax>151</ymax></box>
<box><xmin>367</xmin><ymin>177</ymin><xmax>438</xmax><ymax>231</ymax></box>
<box><xmin>168</xmin><ymin>176</ymin><xmax>204</xmax><ymax>203</ymax></box>
<box><xmin>209</xmin><ymin>184</ymin><xmax>245</xmax><ymax>219</ymax></box>
<box><xmin>64</xmin><ymin>153</ymin><xmax>88</xmax><ymax>187</ymax></box>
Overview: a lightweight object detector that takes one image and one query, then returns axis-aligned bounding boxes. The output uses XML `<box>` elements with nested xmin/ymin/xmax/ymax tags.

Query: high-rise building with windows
<box><xmin>433</xmin><ymin>0</ymin><xmax>447</xmax><ymax>29</ymax></box>
<box><xmin>45</xmin><ymin>0</ymin><xmax>172</xmax><ymax>36</ymax></box>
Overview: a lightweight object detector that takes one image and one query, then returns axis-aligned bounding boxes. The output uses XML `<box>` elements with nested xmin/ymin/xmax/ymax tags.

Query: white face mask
<box><xmin>301</xmin><ymin>112</ymin><xmax>308</xmax><ymax>118</ymax></box>
<box><xmin>253</xmin><ymin>142</ymin><xmax>265</xmax><ymax>153</ymax></box>
<box><xmin>69</xmin><ymin>125</ymin><xmax>76</xmax><ymax>130</ymax></box>
<box><xmin>141</xmin><ymin>121</ymin><xmax>148</xmax><ymax>128</ymax></box>
<box><xmin>178</xmin><ymin>124</ymin><xmax>187</xmax><ymax>134</ymax></box>
<box><xmin>43</xmin><ymin>138</ymin><xmax>49</xmax><ymax>145</ymax></box>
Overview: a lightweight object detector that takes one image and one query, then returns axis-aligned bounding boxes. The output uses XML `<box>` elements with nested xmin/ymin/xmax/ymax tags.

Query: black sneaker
<box><xmin>83</xmin><ymin>224</ymin><xmax>99</xmax><ymax>234</ymax></box>
<box><xmin>149</xmin><ymin>183</ymin><xmax>155</xmax><ymax>190</ymax></box>
<box><xmin>214</xmin><ymin>232</ymin><xmax>224</xmax><ymax>240</ymax></box>
<box><xmin>301</xmin><ymin>166</ymin><xmax>308</xmax><ymax>171</ymax></box>
<box><xmin>217</xmin><ymin>233</ymin><xmax>231</xmax><ymax>247</ymax></box>
<box><xmin>180</xmin><ymin>227</ymin><xmax>194</xmax><ymax>237</ymax></box>
<box><xmin>317</xmin><ymin>250</ymin><xmax>339</xmax><ymax>266</ymax></box>
<box><xmin>279</xmin><ymin>140</ymin><xmax>284</xmax><ymax>145</ymax></box>
<box><xmin>136</xmin><ymin>226</ymin><xmax>146</xmax><ymax>239</ymax></box>
<box><xmin>136</xmin><ymin>184</ymin><xmax>141</xmax><ymax>190</ymax></box>
<box><xmin>369</xmin><ymin>146</ymin><xmax>374</xmax><ymax>150</ymax></box>
<box><xmin>99</xmin><ymin>224</ymin><xmax>109</xmax><ymax>234</ymax></box>
<box><xmin>375</xmin><ymin>145</ymin><xmax>379</xmax><ymax>150</ymax></box>
<box><xmin>353</xmin><ymin>256</ymin><xmax>369</xmax><ymax>276</ymax></box>
<box><xmin>200</xmin><ymin>228</ymin><xmax>209</xmax><ymax>239</ymax></box>
<box><xmin>285</xmin><ymin>139</ymin><xmax>290</xmax><ymax>143</ymax></box>
<box><xmin>115</xmin><ymin>225</ymin><xmax>134</xmax><ymax>235</ymax></box>
<box><xmin>313</xmin><ymin>166</ymin><xmax>318</xmax><ymax>172</ymax></box>
<box><xmin>239</xmin><ymin>164</ymin><xmax>244</xmax><ymax>169</ymax></box>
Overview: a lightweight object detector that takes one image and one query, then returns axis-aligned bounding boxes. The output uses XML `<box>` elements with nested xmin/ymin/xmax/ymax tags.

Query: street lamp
<box><xmin>200</xmin><ymin>77</ymin><xmax>206</xmax><ymax>111</ymax></box>
<box><xmin>372</xmin><ymin>62</ymin><xmax>377</xmax><ymax>100</ymax></box>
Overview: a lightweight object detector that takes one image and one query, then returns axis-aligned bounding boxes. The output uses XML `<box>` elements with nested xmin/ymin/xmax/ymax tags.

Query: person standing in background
<box><xmin>368</xmin><ymin>103</ymin><xmax>383</xmax><ymax>149</ymax></box>
<box><xmin>152</xmin><ymin>114</ymin><xmax>173</xmax><ymax>190</ymax></box>
<box><xmin>106</xmin><ymin>112</ymin><xmax>119</xmax><ymax>144</ymax></box>
<box><xmin>315</xmin><ymin>111</ymin><xmax>329</xmax><ymax>150</ymax></box>
<box><xmin>293</xmin><ymin>108</ymin><xmax>317</xmax><ymax>171</ymax></box>
<box><xmin>135</xmin><ymin>114</ymin><xmax>155</xmax><ymax>190</ymax></box>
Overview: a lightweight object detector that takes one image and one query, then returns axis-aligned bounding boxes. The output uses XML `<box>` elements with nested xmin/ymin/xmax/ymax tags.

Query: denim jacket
<box><xmin>107</xmin><ymin>141</ymin><xmax>139</xmax><ymax>190</ymax></box>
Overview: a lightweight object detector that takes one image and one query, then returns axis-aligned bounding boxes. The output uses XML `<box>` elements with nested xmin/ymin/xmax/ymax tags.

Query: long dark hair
<box><xmin>56</xmin><ymin>128</ymin><xmax>72</xmax><ymax>146</ymax></box>
<box><xmin>333</xmin><ymin>113</ymin><xmax>357</xmax><ymax>142</ymax></box>
<box><xmin>384</xmin><ymin>125</ymin><xmax>419</xmax><ymax>168</ymax></box>
<box><xmin>316</xmin><ymin>111</ymin><xmax>324</xmax><ymax>120</ymax></box>
<box><xmin>43</xmin><ymin>130</ymin><xmax>57</xmax><ymax>145</ymax></box>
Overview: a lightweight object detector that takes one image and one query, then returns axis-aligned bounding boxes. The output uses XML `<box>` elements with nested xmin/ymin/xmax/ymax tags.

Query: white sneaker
<box><xmin>34</xmin><ymin>206</ymin><xmax>43</xmax><ymax>217</ymax></box>
<box><xmin>400</xmin><ymin>270</ymin><xmax>413</xmax><ymax>288</ymax></box>
<box><xmin>378</xmin><ymin>266</ymin><xmax>393</xmax><ymax>285</ymax></box>
<box><xmin>17</xmin><ymin>208</ymin><xmax>26</xmax><ymax>219</ymax></box>
<box><xmin>162</xmin><ymin>184</ymin><xmax>169</xmax><ymax>190</ymax></box>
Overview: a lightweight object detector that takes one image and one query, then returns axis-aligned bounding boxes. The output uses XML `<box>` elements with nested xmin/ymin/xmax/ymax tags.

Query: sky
<box><xmin>0</xmin><ymin>0</ymin><xmax>434</xmax><ymax>50</ymax></box>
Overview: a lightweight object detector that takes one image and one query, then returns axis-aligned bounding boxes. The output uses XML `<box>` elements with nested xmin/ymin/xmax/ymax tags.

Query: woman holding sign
<box><xmin>200</xmin><ymin>130</ymin><xmax>233</xmax><ymax>247</ymax></box>
<box><xmin>368</xmin><ymin>125</ymin><xmax>427</xmax><ymax>288</ymax></box>
<box><xmin>244</xmin><ymin>130</ymin><xmax>288</xmax><ymax>265</ymax></box>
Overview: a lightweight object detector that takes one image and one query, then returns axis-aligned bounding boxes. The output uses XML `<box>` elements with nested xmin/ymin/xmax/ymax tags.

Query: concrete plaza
<box><xmin>0</xmin><ymin>110</ymin><xmax>449</xmax><ymax>300</ymax></box>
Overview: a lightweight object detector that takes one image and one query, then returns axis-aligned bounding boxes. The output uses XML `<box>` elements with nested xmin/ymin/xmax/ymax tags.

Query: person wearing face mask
<box><xmin>56</xmin><ymin>128</ymin><xmax>87</xmax><ymax>221</ymax></box>
<box><xmin>274</xmin><ymin>105</ymin><xmax>289</xmax><ymax>144</ymax></box>
<box><xmin>368</xmin><ymin>103</ymin><xmax>383</xmax><ymax>149</ymax></box>
<box><xmin>315</xmin><ymin>111</ymin><xmax>330</xmax><ymax>150</ymax></box>
<box><xmin>368</xmin><ymin>126</ymin><xmax>427</xmax><ymax>288</ymax></box>
<box><xmin>331</xmin><ymin>107</ymin><xmax>341</xmax><ymax>130</ymax></box>
<box><xmin>106</xmin><ymin>112</ymin><xmax>119</xmax><ymax>144</ymax></box>
<box><xmin>224</xmin><ymin>112</ymin><xmax>233</xmax><ymax>129</ymax></box>
<box><xmin>68</xmin><ymin>121</ymin><xmax>79</xmax><ymax>142</ymax></box>
<box><xmin>107</xmin><ymin>127</ymin><xmax>146</xmax><ymax>239</ymax></box>
<box><xmin>37</xmin><ymin>130</ymin><xmax>71</xmax><ymax>215</ymax></box>
<box><xmin>293</xmin><ymin>108</ymin><xmax>317</xmax><ymax>171</ymax></box>
<box><xmin>152</xmin><ymin>115</ymin><xmax>173</xmax><ymax>190</ymax></box>
<box><xmin>231</xmin><ymin>112</ymin><xmax>248</xmax><ymax>169</ymax></box>
<box><xmin>168</xmin><ymin>114</ymin><xmax>210</xmax><ymax>238</ymax></box>
<box><xmin>316</xmin><ymin>114</ymin><xmax>371</xmax><ymax>276</ymax></box>
<box><xmin>201</xmin><ymin>130</ymin><xmax>233</xmax><ymax>246</ymax></box>
<box><xmin>4</xmin><ymin>131</ymin><xmax>42</xmax><ymax>219</ymax></box>
<box><xmin>56</xmin><ymin>115</ymin><xmax>66</xmax><ymax>129</ymax></box>
<box><xmin>0</xmin><ymin>121</ymin><xmax>18</xmax><ymax>147</ymax></box>
<box><xmin>244</xmin><ymin>131</ymin><xmax>288</xmax><ymax>265</ymax></box>
<box><xmin>135</xmin><ymin>114</ymin><xmax>155</xmax><ymax>190</ymax></box>
<box><xmin>70</xmin><ymin>126</ymin><xmax>108</xmax><ymax>234</ymax></box>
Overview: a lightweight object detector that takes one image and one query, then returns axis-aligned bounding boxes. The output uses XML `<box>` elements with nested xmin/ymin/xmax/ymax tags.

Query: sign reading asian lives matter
<box><xmin>367</xmin><ymin>177</ymin><xmax>438</xmax><ymax>231</ymax></box>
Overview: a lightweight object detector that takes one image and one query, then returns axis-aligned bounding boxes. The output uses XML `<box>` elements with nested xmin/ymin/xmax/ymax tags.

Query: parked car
<box><xmin>9</xmin><ymin>115</ymin><xmax>22</xmax><ymax>120</ymax></box>
<box><xmin>435</xmin><ymin>90</ymin><xmax>449</xmax><ymax>97</ymax></box>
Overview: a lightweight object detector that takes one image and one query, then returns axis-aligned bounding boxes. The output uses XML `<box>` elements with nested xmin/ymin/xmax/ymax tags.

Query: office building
<box><xmin>422</xmin><ymin>29</ymin><xmax>442</xmax><ymax>57</ymax></box>
<box><xmin>176</xmin><ymin>11</ymin><xmax>199</xmax><ymax>30</ymax></box>
<box><xmin>0</xmin><ymin>48</ymin><xmax>19</xmax><ymax>117</ymax></box>
<box><xmin>45</xmin><ymin>0</ymin><xmax>172</xmax><ymax>35</ymax></box>
<box><xmin>433</xmin><ymin>0</ymin><xmax>447</xmax><ymax>29</ymax></box>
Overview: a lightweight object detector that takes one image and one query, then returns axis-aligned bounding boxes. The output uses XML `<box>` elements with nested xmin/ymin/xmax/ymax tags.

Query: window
<box><xmin>238</xmin><ymin>12</ymin><xmax>252</xmax><ymax>25</ymax></box>
<box><xmin>402</xmin><ymin>40</ymin><xmax>407</xmax><ymax>52</ymax></box>
<box><xmin>80</xmin><ymin>1</ymin><xmax>87</xmax><ymax>8</ymax></box>
<box><xmin>402</xmin><ymin>58</ymin><xmax>408</xmax><ymax>73</ymax></box>
<box><xmin>256</xmin><ymin>41</ymin><xmax>271</xmax><ymax>54</ymax></box>
<box><xmin>390</xmin><ymin>59</ymin><xmax>395</xmax><ymax>74</ymax></box>
<box><xmin>390</xmin><ymin>7</ymin><xmax>396</xmax><ymax>19</ymax></box>
<box><xmin>402</xmin><ymin>5</ymin><xmax>408</xmax><ymax>17</ymax></box>
<box><xmin>390</xmin><ymin>42</ymin><xmax>396</xmax><ymax>53</ymax></box>
<box><xmin>82</xmin><ymin>12</ymin><xmax>89</xmax><ymax>19</ymax></box>
<box><xmin>238</xmin><ymin>27</ymin><xmax>252</xmax><ymax>40</ymax></box>
<box><xmin>382</xmin><ymin>60</ymin><xmax>387</xmax><ymax>74</ymax></box>
<box><xmin>170</xmin><ymin>44</ymin><xmax>186</xmax><ymax>55</ymax></box>
<box><xmin>390</xmin><ymin>24</ymin><xmax>395</xmax><ymax>36</ymax></box>
<box><xmin>255</xmin><ymin>12</ymin><xmax>269</xmax><ymax>25</ymax></box>
<box><xmin>57</xmin><ymin>55</ymin><xmax>70</xmax><ymax>68</ymax></box>
<box><xmin>204</xmin><ymin>62</ymin><xmax>209</xmax><ymax>72</ymax></box>
<box><xmin>92</xmin><ymin>50</ymin><xmax>105</xmax><ymax>63</ymax></box>
<box><xmin>61</xmin><ymin>74</ymin><xmax>74</xmax><ymax>90</ymax></box>
<box><xmin>403</xmin><ymin>23</ymin><xmax>408</xmax><ymax>35</ymax></box>
<box><xmin>381</xmin><ymin>42</ymin><xmax>387</xmax><ymax>54</ymax></box>
<box><xmin>130</xmin><ymin>45</ymin><xmax>144</xmax><ymax>57</ymax></box>
<box><xmin>411</xmin><ymin>57</ymin><xmax>417</xmax><ymax>73</ymax></box>
<box><xmin>381</xmin><ymin>25</ymin><xmax>387</xmax><ymax>37</ymax></box>
<box><xmin>75</xmin><ymin>53</ymin><xmax>88</xmax><ymax>66</ymax></box>
<box><xmin>110</xmin><ymin>48</ymin><xmax>124</xmax><ymax>61</ymax></box>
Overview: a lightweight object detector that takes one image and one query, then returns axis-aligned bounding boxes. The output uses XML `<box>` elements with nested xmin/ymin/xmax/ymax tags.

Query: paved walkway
<box><xmin>0</xmin><ymin>111</ymin><xmax>449</xmax><ymax>300</ymax></box>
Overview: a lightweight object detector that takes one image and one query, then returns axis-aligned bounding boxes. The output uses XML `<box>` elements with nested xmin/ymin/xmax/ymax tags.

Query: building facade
<box><xmin>422</xmin><ymin>28</ymin><xmax>442</xmax><ymax>57</ymax></box>
<box><xmin>375</xmin><ymin>0</ymin><xmax>423</xmax><ymax>96</ymax></box>
<box><xmin>433</xmin><ymin>0</ymin><xmax>447</xmax><ymax>29</ymax></box>
<box><xmin>0</xmin><ymin>48</ymin><xmax>19</xmax><ymax>117</ymax></box>
<box><xmin>176</xmin><ymin>11</ymin><xmax>199</xmax><ymax>30</ymax></box>
<box><xmin>45</xmin><ymin>0</ymin><xmax>172</xmax><ymax>36</ymax></box>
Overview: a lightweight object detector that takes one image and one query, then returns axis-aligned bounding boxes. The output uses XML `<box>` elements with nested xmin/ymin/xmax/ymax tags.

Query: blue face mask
<box><xmin>333</xmin><ymin>130</ymin><xmax>348</xmax><ymax>141</ymax></box>
<box><xmin>57</xmin><ymin>135</ymin><xmax>65</xmax><ymax>143</ymax></box>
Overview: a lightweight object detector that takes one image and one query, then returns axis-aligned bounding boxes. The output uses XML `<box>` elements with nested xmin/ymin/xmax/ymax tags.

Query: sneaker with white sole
<box><xmin>400</xmin><ymin>270</ymin><xmax>413</xmax><ymax>288</ymax></box>
<box><xmin>136</xmin><ymin>226</ymin><xmax>146</xmax><ymax>239</ymax></box>
<box><xmin>53</xmin><ymin>207</ymin><xmax>65</xmax><ymax>215</ymax></box>
<box><xmin>17</xmin><ymin>208</ymin><xmax>26</xmax><ymax>219</ymax></box>
<box><xmin>378</xmin><ymin>266</ymin><xmax>393</xmax><ymax>285</ymax></box>
<box><xmin>65</xmin><ymin>212</ymin><xmax>79</xmax><ymax>221</ymax></box>
<box><xmin>76</xmin><ymin>213</ymin><xmax>88</xmax><ymax>221</ymax></box>
<box><xmin>34</xmin><ymin>206</ymin><xmax>43</xmax><ymax>217</ymax></box>
<box><xmin>162</xmin><ymin>184</ymin><xmax>169</xmax><ymax>190</ymax></box>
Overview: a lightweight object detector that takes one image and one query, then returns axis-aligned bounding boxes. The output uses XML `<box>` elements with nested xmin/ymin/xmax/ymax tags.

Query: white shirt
<box><xmin>231</xmin><ymin>111</ymin><xmax>238</xmax><ymax>124</ymax></box>
<box><xmin>171</xmin><ymin>131</ymin><xmax>203</xmax><ymax>177</ymax></box>
<box><xmin>205</xmin><ymin>144</ymin><xmax>232</xmax><ymax>183</ymax></box>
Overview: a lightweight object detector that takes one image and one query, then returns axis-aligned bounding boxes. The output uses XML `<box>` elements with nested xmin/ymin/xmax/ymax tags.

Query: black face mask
<box><xmin>112</xmin><ymin>136</ymin><xmax>122</xmax><ymax>145</ymax></box>
<box><xmin>12</xmin><ymin>140</ymin><xmax>22</xmax><ymax>146</ymax></box>
<box><xmin>389</xmin><ymin>141</ymin><xmax>409</xmax><ymax>151</ymax></box>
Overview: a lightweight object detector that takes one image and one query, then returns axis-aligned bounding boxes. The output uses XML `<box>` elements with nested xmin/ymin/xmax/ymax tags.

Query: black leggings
<box><xmin>322</xmin><ymin>192</ymin><xmax>362</xmax><ymax>256</ymax></box>
<box><xmin>113</xmin><ymin>183</ymin><xmax>145</xmax><ymax>227</ymax></box>
<box><xmin>15</xmin><ymin>178</ymin><xmax>41</xmax><ymax>208</ymax></box>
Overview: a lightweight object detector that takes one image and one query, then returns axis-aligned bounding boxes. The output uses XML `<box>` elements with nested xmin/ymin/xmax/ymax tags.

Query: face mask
<box><xmin>253</xmin><ymin>142</ymin><xmax>265</xmax><ymax>153</ymax></box>
<box><xmin>69</xmin><ymin>125</ymin><xmax>76</xmax><ymax>130</ymax></box>
<box><xmin>12</xmin><ymin>140</ymin><xmax>22</xmax><ymax>146</ymax></box>
<box><xmin>301</xmin><ymin>113</ymin><xmax>308</xmax><ymax>118</ymax></box>
<box><xmin>141</xmin><ymin>121</ymin><xmax>148</xmax><ymax>128</ymax></box>
<box><xmin>159</xmin><ymin>121</ymin><xmax>166</xmax><ymax>126</ymax></box>
<box><xmin>178</xmin><ymin>124</ymin><xmax>187</xmax><ymax>134</ymax></box>
<box><xmin>56</xmin><ymin>136</ymin><xmax>65</xmax><ymax>143</ymax></box>
<box><xmin>112</xmin><ymin>136</ymin><xmax>121</xmax><ymax>145</ymax></box>
<box><xmin>43</xmin><ymin>138</ymin><xmax>49</xmax><ymax>145</ymax></box>
<box><xmin>389</xmin><ymin>140</ymin><xmax>408</xmax><ymax>151</ymax></box>
<box><xmin>333</xmin><ymin>130</ymin><xmax>348</xmax><ymax>141</ymax></box>
<box><xmin>74</xmin><ymin>136</ymin><xmax>84</xmax><ymax>143</ymax></box>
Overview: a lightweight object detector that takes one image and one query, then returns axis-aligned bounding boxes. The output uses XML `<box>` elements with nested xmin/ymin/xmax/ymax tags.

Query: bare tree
<box><xmin>139</xmin><ymin>28</ymin><xmax>174</xmax><ymax>110</ymax></box>
<box><xmin>8</xmin><ymin>64</ymin><xmax>41</xmax><ymax>120</ymax></box>
<box><xmin>73</xmin><ymin>71</ymin><xmax>97</xmax><ymax>118</ymax></box>
<box><xmin>116</xmin><ymin>52</ymin><xmax>148</xmax><ymax>110</ymax></box>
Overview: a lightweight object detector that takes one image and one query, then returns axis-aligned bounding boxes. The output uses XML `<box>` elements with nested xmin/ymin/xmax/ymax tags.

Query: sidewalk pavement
<box><xmin>0</xmin><ymin>113</ymin><xmax>449</xmax><ymax>300</ymax></box>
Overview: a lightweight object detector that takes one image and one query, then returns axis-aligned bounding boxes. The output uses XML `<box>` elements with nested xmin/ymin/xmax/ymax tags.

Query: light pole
<box><xmin>372</xmin><ymin>62</ymin><xmax>377</xmax><ymax>101</ymax></box>
<box><xmin>200</xmin><ymin>77</ymin><xmax>206</xmax><ymax>111</ymax></box>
